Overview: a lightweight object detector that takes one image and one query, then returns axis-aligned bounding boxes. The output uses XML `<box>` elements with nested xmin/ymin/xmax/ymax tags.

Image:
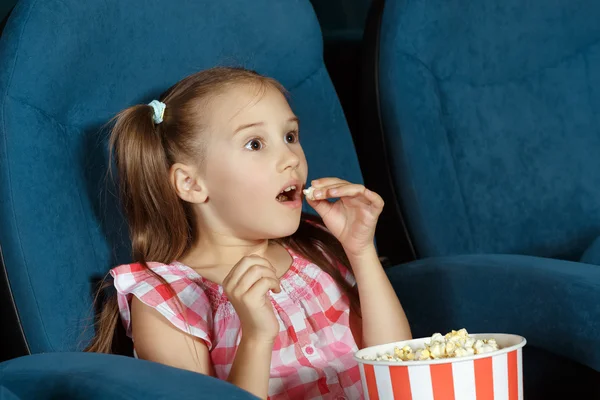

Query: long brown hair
<box><xmin>85</xmin><ymin>67</ymin><xmax>360</xmax><ymax>354</ymax></box>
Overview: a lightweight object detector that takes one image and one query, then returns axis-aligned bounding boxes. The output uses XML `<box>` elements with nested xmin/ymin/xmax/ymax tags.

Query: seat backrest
<box><xmin>0</xmin><ymin>0</ymin><xmax>363</xmax><ymax>355</ymax></box>
<box><xmin>377</xmin><ymin>0</ymin><xmax>600</xmax><ymax>259</ymax></box>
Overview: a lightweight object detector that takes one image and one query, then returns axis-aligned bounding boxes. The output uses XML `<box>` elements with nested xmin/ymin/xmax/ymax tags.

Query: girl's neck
<box><xmin>180</xmin><ymin>235</ymin><xmax>274</xmax><ymax>269</ymax></box>
<box><xmin>178</xmin><ymin>237</ymin><xmax>293</xmax><ymax>284</ymax></box>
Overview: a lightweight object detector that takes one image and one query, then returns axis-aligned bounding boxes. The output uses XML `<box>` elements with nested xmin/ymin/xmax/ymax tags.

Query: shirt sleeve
<box><xmin>110</xmin><ymin>262</ymin><xmax>214</xmax><ymax>349</ymax></box>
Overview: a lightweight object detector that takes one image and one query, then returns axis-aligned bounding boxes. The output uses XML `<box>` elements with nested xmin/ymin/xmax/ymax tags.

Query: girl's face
<box><xmin>198</xmin><ymin>83</ymin><xmax>308</xmax><ymax>240</ymax></box>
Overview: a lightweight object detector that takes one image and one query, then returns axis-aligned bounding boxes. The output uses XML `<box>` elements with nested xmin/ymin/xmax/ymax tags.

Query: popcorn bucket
<box><xmin>354</xmin><ymin>333</ymin><xmax>526</xmax><ymax>400</ymax></box>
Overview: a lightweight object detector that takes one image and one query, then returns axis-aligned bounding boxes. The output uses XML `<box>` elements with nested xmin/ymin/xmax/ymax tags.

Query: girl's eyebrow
<box><xmin>234</xmin><ymin>121</ymin><xmax>265</xmax><ymax>134</ymax></box>
<box><xmin>233</xmin><ymin>117</ymin><xmax>299</xmax><ymax>135</ymax></box>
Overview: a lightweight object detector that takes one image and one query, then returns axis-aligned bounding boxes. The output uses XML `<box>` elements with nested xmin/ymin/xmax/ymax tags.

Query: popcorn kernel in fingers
<box><xmin>303</xmin><ymin>186</ymin><xmax>316</xmax><ymax>200</ymax></box>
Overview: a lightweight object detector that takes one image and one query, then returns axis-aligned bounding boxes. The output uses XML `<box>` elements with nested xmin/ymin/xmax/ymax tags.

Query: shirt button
<box><xmin>305</xmin><ymin>345</ymin><xmax>314</xmax><ymax>355</ymax></box>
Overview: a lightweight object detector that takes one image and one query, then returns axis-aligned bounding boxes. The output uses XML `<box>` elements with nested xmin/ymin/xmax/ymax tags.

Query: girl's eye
<box><xmin>285</xmin><ymin>130</ymin><xmax>299</xmax><ymax>144</ymax></box>
<box><xmin>244</xmin><ymin>139</ymin><xmax>264</xmax><ymax>151</ymax></box>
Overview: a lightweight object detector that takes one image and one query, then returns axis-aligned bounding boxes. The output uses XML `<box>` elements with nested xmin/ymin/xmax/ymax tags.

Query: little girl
<box><xmin>86</xmin><ymin>67</ymin><xmax>411</xmax><ymax>399</ymax></box>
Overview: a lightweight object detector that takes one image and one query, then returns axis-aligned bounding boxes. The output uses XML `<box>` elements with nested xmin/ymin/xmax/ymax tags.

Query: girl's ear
<box><xmin>170</xmin><ymin>163</ymin><xmax>208</xmax><ymax>204</ymax></box>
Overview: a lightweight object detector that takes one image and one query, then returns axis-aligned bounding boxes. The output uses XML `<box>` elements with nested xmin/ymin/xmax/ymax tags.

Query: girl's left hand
<box><xmin>305</xmin><ymin>177</ymin><xmax>384</xmax><ymax>258</ymax></box>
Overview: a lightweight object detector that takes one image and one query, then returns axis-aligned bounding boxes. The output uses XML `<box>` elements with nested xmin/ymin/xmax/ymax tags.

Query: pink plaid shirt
<box><xmin>111</xmin><ymin>245</ymin><xmax>363</xmax><ymax>399</ymax></box>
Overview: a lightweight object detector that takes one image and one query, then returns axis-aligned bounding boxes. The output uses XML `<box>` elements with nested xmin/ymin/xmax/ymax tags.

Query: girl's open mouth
<box><xmin>276</xmin><ymin>185</ymin><xmax>300</xmax><ymax>202</ymax></box>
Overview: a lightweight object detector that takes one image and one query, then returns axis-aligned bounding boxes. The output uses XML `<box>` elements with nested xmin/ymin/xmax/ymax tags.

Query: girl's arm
<box><xmin>304</xmin><ymin>178</ymin><xmax>411</xmax><ymax>347</ymax></box>
<box><xmin>131</xmin><ymin>297</ymin><xmax>273</xmax><ymax>399</ymax></box>
<box><xmin>226</xmin><ymin>335</ymin><xmax>274</xmax><ymax>399</ymax></box>
<box><xmin>131</xmin><ymin>296</ymin><xmax>216</xmax><ymax>375</ymax></box>
<box><xmin>222</xmin><ymin>255</ymin><xmax>282</xmax><ymax>399</ymax></box>
<box><xmin>348</xmin><ymin>244</ymin><xmax>412</xmax><ymax>348</ymax></box>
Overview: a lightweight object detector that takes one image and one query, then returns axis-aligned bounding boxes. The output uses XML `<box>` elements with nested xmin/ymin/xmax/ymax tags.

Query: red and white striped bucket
<box><xmin>354</xmin><ymin>333</ymin><xmax>526</xmax><ymax>400</ymax></box>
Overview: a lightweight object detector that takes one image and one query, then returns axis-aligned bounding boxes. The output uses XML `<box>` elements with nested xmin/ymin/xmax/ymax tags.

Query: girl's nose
<box><xmin>278</xmin><ymin>147</ymin><xmax>301</xmax><ymax>172</ymax></box>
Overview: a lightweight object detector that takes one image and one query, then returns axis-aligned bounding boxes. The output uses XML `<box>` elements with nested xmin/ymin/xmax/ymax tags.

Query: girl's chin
<box><xmin>264</xmin><ymin>218</ymin><xmax>302</xmax><ymax>239</ymax></box>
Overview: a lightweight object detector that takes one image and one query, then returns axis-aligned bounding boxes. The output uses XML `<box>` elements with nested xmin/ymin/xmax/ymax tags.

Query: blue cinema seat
<box><xmin>359</xmin><ymin>0</ymin><xmax>600</xmax><ymax>387</ymax></box>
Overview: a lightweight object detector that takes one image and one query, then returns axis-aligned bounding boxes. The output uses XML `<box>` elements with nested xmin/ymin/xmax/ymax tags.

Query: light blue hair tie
<box><xmin>148</xmin><ymin>100</ymin><xmax>166</xmax><ymax>124</ymax></box>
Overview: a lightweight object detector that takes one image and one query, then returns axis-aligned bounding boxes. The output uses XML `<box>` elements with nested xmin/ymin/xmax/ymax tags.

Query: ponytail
<box><xmin>109</xmin><ymin>104</ymin><xmax>192</xmax><ymax>263</ymax></box>
<box><xmin>84</xmin><ymin>277</ymin><xmax>124</xmax><ymax>354</ymax></box>
<box><xmin>85</xmin><ymin>103</ymin><xmax>194</xmax><ymax>354</ymax></box>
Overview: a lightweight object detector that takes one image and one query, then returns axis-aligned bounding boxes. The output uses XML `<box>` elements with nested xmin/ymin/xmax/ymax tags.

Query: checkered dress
<box><xmin>111</xmin><ymin>245</ymin><xmax>363</xmax><ymax>399</ymax></box>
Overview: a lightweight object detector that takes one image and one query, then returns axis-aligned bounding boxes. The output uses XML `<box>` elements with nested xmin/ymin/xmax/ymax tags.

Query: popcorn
<box><xmin>359</xmin><ymin>329</ymin><xmax>500</xmax><ymax>362</ymax></box>
<box><xmin>454</xmin><ymin>347</ymin><xmax>475</xmax><ymax>357</ymax></box>
<box><xmin>303</xmin><ymin>186</ymin><xmax>316</xmax><ymax>200</ymax></box>
<box><xmin>394</xmin><ymin>345</ymin><xmax>415</xmax><ymax>361</ymax></box>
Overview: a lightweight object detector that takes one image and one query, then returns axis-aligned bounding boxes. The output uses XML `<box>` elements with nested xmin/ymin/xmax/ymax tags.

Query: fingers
<box><xmin>309</xmin><ymin>183</ymin><xmax>345</xmax><ymax>200</ymax></box>
<box><xmin>223</xmin><ymin>255</ymin><xmax>278</xmax><ymax>293</ymax></box>
<box><xmin>305</xmin><ymin>193</ymin><xmax>334</xmax><ymax>218</ymax></box>
<box><xmin>310</xmin><ymin>177</ymin><xmax>347</xmax><ymax>188</ymax></box>
<box><xmin>233</xmin><ymin>264</ymin><xmax>280</xmax><ymax>296</ymax></box>
<box><xmin>243</xmin><ymin>277</ymin><xmax>282</xmax><ymax>302</ymax></box>
<box><xmin>306</xmin><ymin>178</ymin><xmax>385</xmax><ymax>217</ymax></box>
<box><xmin>312</xmin><ymin>183</ymin><xmax>368</xmax><ymax>202</ymax></box>
<box><xmin>364</xmin><ymin>187</ymin><xmax>385</xmax><ymax>209</ymax></box>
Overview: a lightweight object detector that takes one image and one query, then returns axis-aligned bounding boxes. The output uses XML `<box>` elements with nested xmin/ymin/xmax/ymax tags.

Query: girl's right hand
<box><xmin>223</xmin><ymin>255</ymin><xmax>281</xmax><ymax>342</ymax></box>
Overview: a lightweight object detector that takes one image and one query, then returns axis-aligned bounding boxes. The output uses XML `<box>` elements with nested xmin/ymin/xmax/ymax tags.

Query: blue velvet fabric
<box><xmin>0</xmin><ymin>352</ymin><xmax>257</xmax><ymax>399</ymax></box>
<box><xmin>0</xmin><ymin>387</ymin><xmax>20</xmax><ymax>400</ymax></box>
<box><xmin>386</xmin><ymin>254</ymin><xmax>600</xmax><ymax>372</ymax></box>
<box><xmin>379</xmin><ymin>0</ymin><xmax>600</xmax><ymax>259</ymax></box>
<box><xmin>581</xmin><ymin>236</ymin><xmax>600</xmax><ymax>265</ymax></box>
<box><xmin>0</xmin><ymin>0</ymin><xmax>362</xmax><ymax>353</ymax></box>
